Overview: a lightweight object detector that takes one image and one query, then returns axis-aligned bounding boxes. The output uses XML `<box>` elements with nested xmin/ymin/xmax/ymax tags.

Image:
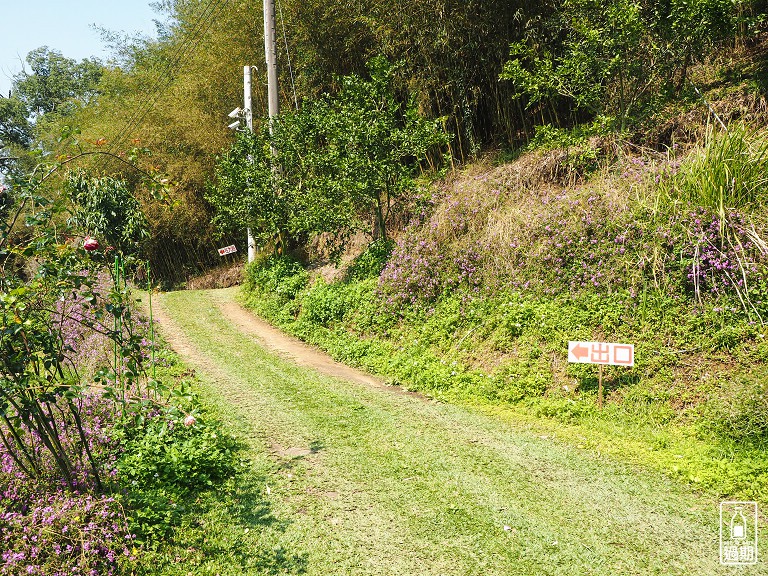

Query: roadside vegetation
<box><xmin>4</xmin><ymin>0</ymin><xmax>764</xmax><ymax>284</ymax></box>
<box><xmin>0</xmin><ymin>157</ymin><xmax>244</xmax><ymax>574</ymax></box>
<box><xmin>238</xmin><ymin>120</ymin><xmax>768</xmax><ymax>503</ymax></box>
<box><xmin>2</xmin><ymin>0</ymin><xmax>768</xmax><ymax>572</ymax></box>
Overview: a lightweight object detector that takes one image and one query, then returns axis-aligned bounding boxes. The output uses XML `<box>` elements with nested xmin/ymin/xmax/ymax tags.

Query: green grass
<box><xmin>121</xmin><ymin>347</ymin><xmax>307</xmax><ymax>575</ymax></box>
<box><xmin>131</xmin><ymin>472</ymin><xmax>308</xmax><ymax>575</ymax></box>
<box><xmin>239</xmin><ymin>269</ymin><xmax>768</xmax><ymax>503</ymax></box>
<box><xmin>153</xmin><ymin>288</ymin><xmax>767</xmax><ymax>575</ymax></box>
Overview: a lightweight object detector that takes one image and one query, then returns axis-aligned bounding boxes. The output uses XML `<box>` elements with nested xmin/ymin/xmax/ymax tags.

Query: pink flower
<box><xmin>83</xmin><ymin>236</ymin><xmax>99</xmax><ymax>251</ymax></box>
<box><xmin>183</xmin><ymin>415</ymin><xmax>196</xmax><ymax>427</ymax></box>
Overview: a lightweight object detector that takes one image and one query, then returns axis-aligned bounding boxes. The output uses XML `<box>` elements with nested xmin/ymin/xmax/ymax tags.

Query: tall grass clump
<box><xmin>653</xmin><ymin>124</ymin><xmax>768</xmax><ymax>310</ymax></box>
<box><xmin>668</xmin><ymin>124</ymin><xmax>768</xmax><ymax>212</ymax></box>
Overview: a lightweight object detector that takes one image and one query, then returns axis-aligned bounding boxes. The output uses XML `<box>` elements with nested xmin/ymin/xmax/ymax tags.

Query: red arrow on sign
<box><xmin>570</xmin><ymin>342</ymin><xmax>589</xmax><ymax>361</ymax></box>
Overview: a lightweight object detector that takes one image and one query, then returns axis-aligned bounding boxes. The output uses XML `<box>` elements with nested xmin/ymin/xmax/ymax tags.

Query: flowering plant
<box><xmin>0</xmin><ymin>151</ymin><xmax>169</xmax><ymax>574</ymax></box>
<box><xmin>83</xmin><ymin>236</ymin><xmax>99</xmax><ymax>251</ymax></box>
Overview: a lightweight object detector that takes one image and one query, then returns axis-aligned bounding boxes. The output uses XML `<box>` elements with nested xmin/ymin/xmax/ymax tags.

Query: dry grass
<box><xmin>186</xmin><ymin>261</ymin><xmax>244</xmax><ymax>290</ymax></box>
<box><xmin>306</xmin><ymin>230</ymin><xmax>371</xmax><ymax>282</ymax></box>
<box><xmin>418</xmin><ymin>147</ymin><xmax>647</xmax><ymax>292</ymax></box>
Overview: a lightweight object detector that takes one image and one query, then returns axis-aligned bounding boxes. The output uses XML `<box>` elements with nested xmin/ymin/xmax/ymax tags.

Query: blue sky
<box><xmin>0</xmin><ymin>0</ymin><xmax>161</xmax><ymax>96</ymax></box>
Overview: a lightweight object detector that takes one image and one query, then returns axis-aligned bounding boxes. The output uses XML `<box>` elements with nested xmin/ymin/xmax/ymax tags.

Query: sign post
<box><xmin>567</xmin><ymin>340</ymin><xmax>634</xmax><ymax>408</ymax></box>
<box><xmin>598</xmin><ymin>364</ymin><xmax>603</xmax><ymax>409</ymax></box>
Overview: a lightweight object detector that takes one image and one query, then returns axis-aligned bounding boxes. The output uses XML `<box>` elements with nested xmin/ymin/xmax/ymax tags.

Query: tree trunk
<box><xmin>374</xmin><ymin>194</ymin><xmax>387</xmax><ymax>242</ymax></box>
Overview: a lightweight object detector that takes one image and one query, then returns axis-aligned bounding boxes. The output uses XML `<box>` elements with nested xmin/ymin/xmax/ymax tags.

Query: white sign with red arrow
<box><xmin>568</xmin><ymin>341</ymin><xmax>634</xmax><ymax>367</ymax></box>
<box><xmin>217</xmin><ymin>244</ymin><xmax>237</xmax><ymax>256</ymax></box>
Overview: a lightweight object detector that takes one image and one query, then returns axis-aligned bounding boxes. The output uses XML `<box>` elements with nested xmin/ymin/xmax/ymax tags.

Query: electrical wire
<box><xmin>108</xmin><ymin>0</ymin><xmax>225</xmax><ymax>155</ymax></box>
<box><xmin>106</xmin><ymin>0</ymin><xmax>224</xmax><ymax>153</ymax></box>
<box><xmin>277</xmin><ymin>0</ymin><xmax>299</xmax><ymax>111</ymax></box>
<box><xmin>105</xmin><ymin>0</ymin><xmax>230</xmax><ymax>158</ymax></box>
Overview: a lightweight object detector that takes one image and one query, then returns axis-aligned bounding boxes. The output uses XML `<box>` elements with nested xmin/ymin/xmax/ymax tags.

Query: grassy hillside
<box><xmin>239</xmin><ymin>116</ymin><xmax>768</xmax><ymax>502</ymax></box>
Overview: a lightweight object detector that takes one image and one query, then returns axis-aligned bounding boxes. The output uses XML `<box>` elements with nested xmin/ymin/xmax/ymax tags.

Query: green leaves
<box><xmin>117</xmin><ymin>410</ymin><xmax>238</xmax><ymax>541</ymax></box>
<box><xmin>66</xmin><ymin>169</ymin><xmax>149</xmax><ymax>256</ymax></box>
<box><xmin>0</xmin><ymin>154</ymin><xmax>163</xmax><ymax>491</ymax></box>
<box><xmin>14</xmin><ymin>47</ymin><xmax>103</xmax><ymax>117</ymax></box>
<box><xmin>0</xmin><ymin>94</ymin><xmax>32</xmax><ymax>149</ymax></box>
<box><xmin>501</xmin><ymin>0</ymin><xmax>744</xmax><ymax>130</ymax></box>
<box><xmin>207</xmin><ymin>57</ymin><xmax>449</xmax><ymax>246</ymax></box>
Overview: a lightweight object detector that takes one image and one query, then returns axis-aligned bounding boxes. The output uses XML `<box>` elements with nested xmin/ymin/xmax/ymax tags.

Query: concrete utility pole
<box><xmin>239</xmin><ymin>0</ymin><xmax>279</xmax><ymax>262</ymax></box>
<box><xmin>244</xmin><ymin>65</ymin><xmax>257</xmax><ymax>263</ymax></box>
<box><xmin>244</xmin><ymin>66</ymin><xmax>254</xmax><ymax>132</ymax></box>
<box><xmin>263</xmin><ymin>0</ymin><xmax>282</xmax><ymax>253</ymax></box>
<box><xmin>264</xmin><ymin>0</ymin><xmax>279</xmax><ymax>120</ymax></box>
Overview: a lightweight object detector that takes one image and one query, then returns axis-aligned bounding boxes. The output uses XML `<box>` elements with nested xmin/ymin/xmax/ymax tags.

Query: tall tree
<box><xmin>207</xmin><ymin>58</ymin><xmax>450</xmax><ymax>245</ymax></box>
<box><xmin>1</xmin><ymin>48</ymin><xmax>104</xmax><ymax>174</ymax></box>
<box><xmin>0</xmin><ymin>95</ymin><xmax>32</xmax><ymax>149</ymax></box>
<box><xmin>13</xmin><ymin>47</ymin><xmax>103</xmax><ymax>118</ymax></box>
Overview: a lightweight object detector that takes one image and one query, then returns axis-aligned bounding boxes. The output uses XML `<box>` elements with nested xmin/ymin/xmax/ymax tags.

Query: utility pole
<box><xmin>263</xmin><ymin>0</ymin><xmax>281</xmax><ymax>252</ymax></box>
<box><xmin>264</xmin><ymin>0</ymin><xmax>279</xmax><ymax>120</ymax></box>
<box><xmin>238</xmin><ymin>0</ymin><xmax>278</xmax><ymax>262</ymax></box>
<box><xmin>244</xmin><ymin>65</ymin><xmax>256</xmax><ymax>263</ymax></box>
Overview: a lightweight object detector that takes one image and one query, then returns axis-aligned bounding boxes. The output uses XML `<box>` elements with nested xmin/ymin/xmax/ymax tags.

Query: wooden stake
<box><xmin>598</xmin><ymin>364</ymin><xmax>604</xmax><ymax>409</ymax></box>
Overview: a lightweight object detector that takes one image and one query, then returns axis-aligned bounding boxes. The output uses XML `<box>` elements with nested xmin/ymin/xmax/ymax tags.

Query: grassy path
<box><xmin>154</xmin><ymin>287</ymin><xmax>761</xmax><ymax>575</ymax></box>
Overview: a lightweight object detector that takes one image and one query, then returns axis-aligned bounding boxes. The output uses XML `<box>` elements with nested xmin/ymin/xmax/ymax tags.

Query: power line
<box><xmin>276</xmin><ymin>0</ymin><xmax>298</xmax><ymax>111</ymax></box>
<box><xmin>108</xmin><ymin>0</ymin><xmax>226</xmax><ymax>156</ymax></box>
<box><xmin>105</xmin><ymin>0</ymin><xmax>229</xmax><ymax>159</ymax></box>
<box><xmin>107</xmin><ymin>0</ymin><xmax>224</xmax><ymax>153</ymax></box>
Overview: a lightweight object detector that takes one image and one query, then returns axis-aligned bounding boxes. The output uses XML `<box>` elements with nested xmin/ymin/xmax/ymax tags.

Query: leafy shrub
<box><xmin>501</xmin><ymin>0</ymin><xmax>740</xmax><ymax>131</ymax></box>
<box><xmin>66</xmin><ymin>170</ymin><xmax>149</xmax><ymax>256</ymax></box>
<box><xmin>337</xmin><ymin>277</ymin><xmax>391</xmax><ymax>333</ymax></box>
<box><xmin>492</xmin><ymin>296</ymin><xmax>539</xmax><ymax>344</ymax></box>
<box><xmin>346</xmin><ymin>239</ymin><xmax>394</xmax><ymax>280</ymax></box>
<box><xmin>208</xmin><ymin>58</ymin><xmax>450</xmax><ymax>244</ymax></box>
<box><xmin>300</xmin><ymin>280</ymin><xmax>349</xmax><ymax>325</ymax></box>
<box><xmin>120</xmin><ymin>487</ymin><xmax>184</xmax><ymax>547</ymax></box>
<box><xmin>493</xmin><ymin>359</ymin><xmax>551</xmax><ymax>402</ymax></box>
<box><xmin>245</xmin><ymin>255</ymin><xmax>308</xmax><ymax>300</ymax></box>
<box><xmin>117</xmin><ymin>413</ymin><xmax>238</xmax><ymax>542</ymax></box>
<box><xmin>118</xmin><ymin>418</ymin><xmax>236</xmax><ymax>494</ymax></box>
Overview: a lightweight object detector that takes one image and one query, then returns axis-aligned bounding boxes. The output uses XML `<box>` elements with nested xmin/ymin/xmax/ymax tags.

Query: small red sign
<box><xmin>217</xmin><ymin>244</ymin><xmax>237</xmax><ymax>256</ymax></box>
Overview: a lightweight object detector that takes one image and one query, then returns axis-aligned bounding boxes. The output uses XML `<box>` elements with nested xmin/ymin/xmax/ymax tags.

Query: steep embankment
<box><xmin>153</xmin><ymin>287</ymin><xmax>736</xmax><ymax>576</ymax></box>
